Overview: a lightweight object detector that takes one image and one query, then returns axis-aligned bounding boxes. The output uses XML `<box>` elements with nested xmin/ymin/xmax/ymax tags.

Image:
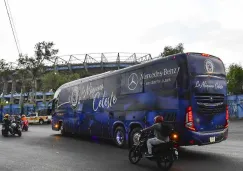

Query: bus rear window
<box><xmin>187</xmin><ymin>54</ymin><xmax>226</xmax><ymax>76</ymax></box>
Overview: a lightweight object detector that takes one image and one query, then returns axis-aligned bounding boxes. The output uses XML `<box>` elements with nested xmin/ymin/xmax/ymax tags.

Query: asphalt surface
<box><xmin>0</xmin><ymin>121</ymin><xmax>243</xmax><ymax>171</ymax></box>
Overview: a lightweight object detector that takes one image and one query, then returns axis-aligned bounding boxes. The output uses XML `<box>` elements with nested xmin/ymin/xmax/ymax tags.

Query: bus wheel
<box><xmin>130</xmin><ymin>127</ymin><xmax>142</xmax><ymax>146</ymax></box>
<box><xmin>114</xmin><ymin>126</ymin><xmax>126</xmax><ymax>148</ymax></box>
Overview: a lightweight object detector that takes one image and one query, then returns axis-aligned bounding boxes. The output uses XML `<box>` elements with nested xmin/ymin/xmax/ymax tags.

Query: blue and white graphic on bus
<box><xmin>51</xmin><ymin>52</ymin><xmax>228</xmax><ymax>148</ymax></box>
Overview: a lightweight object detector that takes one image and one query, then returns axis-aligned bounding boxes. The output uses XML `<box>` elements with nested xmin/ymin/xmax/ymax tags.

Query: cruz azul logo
<box><xmin>69</xmin><ymin>86</ymin><xmax>80</xmax><ymax>108</ymax></box>
<box><xmin>204</xmin><ymin>59</ymin><xmax>214</xmax><ymax>73</ymax></box>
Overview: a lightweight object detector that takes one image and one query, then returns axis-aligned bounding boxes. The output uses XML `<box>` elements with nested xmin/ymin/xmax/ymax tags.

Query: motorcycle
<box><xmin>22</xmin><ymin>120</ymin><xmax>29</xmax><ymax>131</ymax></box>
<box><xmin>2</xmin><ymin>120</ymin><xmax>22</xmax><ymax>137</ymax></box>
<box><xmin>128</xmin><ymin>129</ymin><xmax>179</xmax><ymax>170</ymax></box>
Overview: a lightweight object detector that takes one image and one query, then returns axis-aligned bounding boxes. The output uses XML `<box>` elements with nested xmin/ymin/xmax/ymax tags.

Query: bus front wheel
<box><xmin>114</xmin><ymin>126</ymin><xmax>126</xmax><ymax>148</ymax></box>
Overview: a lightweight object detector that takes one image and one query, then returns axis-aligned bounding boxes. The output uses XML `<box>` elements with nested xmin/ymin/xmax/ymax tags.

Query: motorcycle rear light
<box><xmin>185</xmin><ymin>106</ymin><xmax>196</xmax><ymax>131</ymax></box>
<box><xmin>173</xmin><ymin>134</ymin><xmax>178</xmax><ymax>139</ymax></box>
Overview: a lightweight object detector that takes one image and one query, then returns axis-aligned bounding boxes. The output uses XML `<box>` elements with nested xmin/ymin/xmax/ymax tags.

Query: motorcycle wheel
<box><xmin>129</xmin><ymin>146</ymin><xmax>141</xmax><ymax>164</ymax></box>
<box><xmin>156</xmin><ymin>153</ymin><xmax>174</xmax><ymax>170</ymax></box>
<box><xmin>17</xmin><ymin>130</ymin><xmax>22</xmax><ymax>137</ymax></box>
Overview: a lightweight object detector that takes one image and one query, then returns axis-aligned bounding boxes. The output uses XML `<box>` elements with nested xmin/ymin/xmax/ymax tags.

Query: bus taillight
<box><xmin>185</xmin><ymin>106</ymin><xmax>196</xmax><ymax>131</ymax></box>
<box><xmin>225</xmin><ymin>105</ymin><xmax>229</xmax><ymax>128</ymax></box>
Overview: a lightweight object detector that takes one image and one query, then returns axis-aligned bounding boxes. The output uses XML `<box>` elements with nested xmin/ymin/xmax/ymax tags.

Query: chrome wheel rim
<box><xmin>116</xmin><ymin>131</ymin><xmax>124</xmax><ymax>145</ymax></box>
<box><xmin>133</xmin><ymin>132</ymin><xmax>141</xmax><ymax>145</ymax></box>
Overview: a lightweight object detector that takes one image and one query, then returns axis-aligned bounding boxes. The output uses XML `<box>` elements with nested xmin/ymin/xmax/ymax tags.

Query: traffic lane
<box><xmin>0</xmin><ymin>124</ymin><xmax>242</xmax><ymax>171</ymax></box>
<box><xmin>37</xmin><ymin>134</ymin><xmax>243</xmax><ymax>171</ymax></box>
<box><xmin>227</xmin><ymin>120</ymin><xmax>243</xmax><ymax>141</ymax></box>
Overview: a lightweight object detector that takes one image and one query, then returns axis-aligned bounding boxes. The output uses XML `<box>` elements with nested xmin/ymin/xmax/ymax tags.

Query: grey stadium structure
<box><xmin>1</xmin><ymin>52</ymin><xmax>153</xmax><ymax>95</ymax></box>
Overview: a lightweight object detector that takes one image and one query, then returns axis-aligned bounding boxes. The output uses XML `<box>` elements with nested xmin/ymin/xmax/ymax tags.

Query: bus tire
<box><xmin>114</xmin><ymin>126</ymin><xmax>126</xmax><ymax>148</ymax></box>
<box><xmin>129</xmin><ymin>127</ymin><xmax>142</xmax><ymax>146</ymax></box>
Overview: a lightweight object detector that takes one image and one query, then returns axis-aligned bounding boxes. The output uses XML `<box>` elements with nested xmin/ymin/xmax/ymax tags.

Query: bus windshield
<box><xmin>187</xmin><ymin>54</ymin><xmax>226</xmax><ymax>77</ymax></box>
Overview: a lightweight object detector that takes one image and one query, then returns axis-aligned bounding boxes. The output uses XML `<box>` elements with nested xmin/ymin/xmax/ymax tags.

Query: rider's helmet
<box><xmin>154</xmin><ymin>115</ymin><xmax>164</xmax><ymax>123</ymax></box>
<box><xmin>21</xmin><ymin>114</ymin><xmax>26</xmax><ymax>118</ymax></box>
<box><xmin>4</xmin><ymin>114</ymin><xmax>9</xmax><ymax>119</ymax></box>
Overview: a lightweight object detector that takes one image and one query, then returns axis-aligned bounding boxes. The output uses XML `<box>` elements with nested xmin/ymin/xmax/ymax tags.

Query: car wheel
<box><xmin>39</xmin><ymin>120</ymin><xmax>44</xmax><ymax>125</ymax></box>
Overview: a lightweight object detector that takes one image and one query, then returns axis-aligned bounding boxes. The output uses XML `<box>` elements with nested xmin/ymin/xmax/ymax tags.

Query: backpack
<box><xmin>160</xmin><ymin>123</ymin><xmax>173</xmax><ymax>137</ymax></box>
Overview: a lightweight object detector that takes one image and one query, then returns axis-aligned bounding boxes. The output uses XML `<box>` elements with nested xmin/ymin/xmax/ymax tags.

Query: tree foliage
<box><xmin>41</xmin><ymin>72</ymin><xmax>80</xmax><ymax>92</ymax></box>
<box><xmin>16</xmin><ymin>41</ymin><xmax>59</xmax><ymax>103</ymax></box>
<box><xmin>0</xmin><ymin>59</ymin><xmax>10</xmax><ymax>102</ymax></box>
<box><xmin>18</xmin><ymin>42</ymin><xmax>59</xmax><ymax>79</ymax></box>
<box><xmin>0</xmin><ymin>59</ymin><xmax>10</xmax><ymax>77</ymax></box>
<box><xmin>34</xmin><ymin>41</ymin><xmax>58</xmax><ymax>64</ymax></box>
<box><xmin>161</xmin><ymin>43</ymin><xmax>184</xmax><ymax>57</ymax></box>
<box><xmin>227</xmin><ymin>63</ymin><xmax>243</xmax><ymax>95</ymax></box>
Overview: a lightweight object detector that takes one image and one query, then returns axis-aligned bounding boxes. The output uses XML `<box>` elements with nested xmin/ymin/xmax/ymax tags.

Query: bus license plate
<box><xmin>209</xmin><ymin>137</ymin><xmax>215</xmax><ymax>143</ymax></box>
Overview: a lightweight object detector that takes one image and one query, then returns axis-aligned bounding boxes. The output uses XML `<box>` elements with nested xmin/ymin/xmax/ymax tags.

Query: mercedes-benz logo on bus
<box><xmin>128</xmin><ymin>73</ymin><xmax>138</xmax><ymax>90</ymax></box>
<box><xmin>205</xmin><ymin>59</ymin><xmax>214</xmax><ymax>73</ymax></box>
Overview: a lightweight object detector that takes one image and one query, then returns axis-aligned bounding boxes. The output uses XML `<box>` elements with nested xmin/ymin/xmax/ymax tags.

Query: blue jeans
<box><xmin>147</xmin><ymin>137</ymin><xmax>167</xmax><ymax>154</ymax></box>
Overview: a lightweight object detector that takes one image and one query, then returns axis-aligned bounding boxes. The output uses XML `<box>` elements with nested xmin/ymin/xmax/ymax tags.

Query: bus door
<box><xmin>62</xmin><ymin>104</ymin><xmax>75</xmax><ymax>133</ymax></box>
<box><xmin>106</xmin><ymin>111</ymin><xmax>124</xmax><ymax>138</ymax></box>
<box><xmin>101</xmin><ymin>111</ymin><xmax>111</xmax><ymax>138</ymax></box>
<box><xmin>90</xmin><ymin>112</ymin><xmax>102</xmax><ymax>137</ymax></box>
<box><xmin>77</xmin><ymin>100</ymin><xmax>91</xmax><ymax>135</ymax></box>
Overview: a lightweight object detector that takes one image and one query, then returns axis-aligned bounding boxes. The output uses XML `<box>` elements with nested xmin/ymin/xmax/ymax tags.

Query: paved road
<box><xmin>0</xmin><ymin>121</ymin><xmax>242</xmax><ymax>171</ymax></box>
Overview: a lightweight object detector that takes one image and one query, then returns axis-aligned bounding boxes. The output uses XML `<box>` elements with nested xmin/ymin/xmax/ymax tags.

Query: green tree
<box><xmin>0</xmin><ymin>59</ymin><xmax>11</xmax><ymax>103</ymax></box>
<box><xmin>18</xmin><ymin>41</ymin><xmax>59</xmax><ymax>103</ymax></box>
<box><xmin>161</xmin><ymin>43</ymin><xmax>184</xmax><ymax>57</ymax></box>
<box><xmin>15</xmin><ymin>54</ymin><xmax>32</xmax><ymax>113</ymax></box>
<box><xmin>41</xmin><ymin>72</ymin><xmax>80</xmax><ymax>93</ymax></box>
<box><xmin>227</xmin><ymin>63</ymin><xmax>243</xmax><ymax>95</ymax></box>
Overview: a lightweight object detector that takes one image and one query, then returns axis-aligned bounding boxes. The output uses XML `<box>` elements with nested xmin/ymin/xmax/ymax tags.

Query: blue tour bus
<box><xmin>51</xmin><ymin>52</ymin><xmax>229</xmax><ymax>147</ymax></box>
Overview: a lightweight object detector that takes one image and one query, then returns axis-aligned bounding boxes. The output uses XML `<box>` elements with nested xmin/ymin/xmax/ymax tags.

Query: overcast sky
<box><xmin>0</xmin><ymin>0</ymin><xmax>242</xmax><ymax>67</ymax></box>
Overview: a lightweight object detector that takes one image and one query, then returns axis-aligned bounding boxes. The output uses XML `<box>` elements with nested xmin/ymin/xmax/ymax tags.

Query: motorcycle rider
<box><xmin>21</xmin><ymin>115</ymin><xmax>28</xmax><ymax>128</ymax></box>
<box><xmin>21</xmin><ymin>115</ymin><xmax>27</xmax><ymax>122</ymax></box>
<box><xmin>141</xmin><ymin>115</ymin><xmax>171</xmax><ymax>157</ymax></box>
<box><xmin>3</xmin><ymin>114</ymin><xmax>13</xmax><ymax>134</ymax></box>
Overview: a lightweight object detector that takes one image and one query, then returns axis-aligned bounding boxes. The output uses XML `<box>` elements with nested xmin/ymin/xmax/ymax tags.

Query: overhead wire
<box><xmin>4</xmin><ymin>0</ymin><xmax>21</xmax><ymax>56</ymax></box>
<box><xmin>6</xmin><ymin>0</ymin><xmax>21</xmax><ymax>54</ymax></box>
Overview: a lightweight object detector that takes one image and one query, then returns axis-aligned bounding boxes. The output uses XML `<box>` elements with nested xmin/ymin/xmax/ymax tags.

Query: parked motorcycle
<box><xmin>2</xmin><ymin>121</ymin><xmax>22</xmax><ymax>137</ymax></box>
<box><xmin>128</xmin><ymin>129</ymin><xmax>179</xmax><ymax>170</ymax></box>
<box><xmin>22</xmin><ymin>120</ymin><xmax>29</xmax><ymax>131</ymax></box>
